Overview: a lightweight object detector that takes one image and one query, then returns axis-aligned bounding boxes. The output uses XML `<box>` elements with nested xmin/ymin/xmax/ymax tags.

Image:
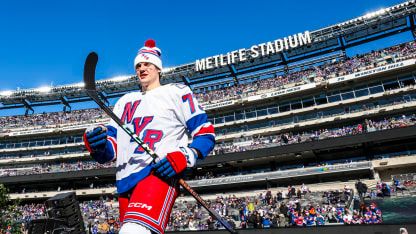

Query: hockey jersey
<box><xmin>105</xmin><ymin>83</ymin><xmax>215</xmax><ymax>194</ymax></box>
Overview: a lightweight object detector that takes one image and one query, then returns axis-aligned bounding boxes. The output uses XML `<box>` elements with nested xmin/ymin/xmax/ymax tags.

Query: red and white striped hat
<box><xmin>134</xmin><ymin>39</ymin><xmax>162</xmax><ymax>70</ymax></box>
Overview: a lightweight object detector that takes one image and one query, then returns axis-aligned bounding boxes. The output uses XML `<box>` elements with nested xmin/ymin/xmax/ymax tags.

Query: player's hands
<box><xmin>83</xmin><ymin>125</ymin><xmax>116</xmax><ymax>164</ymax></box>
<box><xmin>153</xmin><ymin>147</ymin><xmax>198</xmax><ymax>180</ymax></box>
<box><xmin>83</xmin><ymin>126</ymin><xmax>108</xmax><ymax>153</ymax></box>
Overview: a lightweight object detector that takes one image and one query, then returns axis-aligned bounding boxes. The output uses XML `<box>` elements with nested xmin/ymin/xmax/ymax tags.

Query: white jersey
<box><xmin>106</xmin><ymin>83</ymin><xmax>215</xmax><ymax>193</ymax></box>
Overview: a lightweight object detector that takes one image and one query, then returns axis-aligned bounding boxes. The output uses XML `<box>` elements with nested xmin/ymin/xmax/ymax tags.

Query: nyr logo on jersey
<box><xmin>121</xmin><ymin>100</ymin><xmax>163</xmax><ymax>154</ymax></box>
<box><xmin>121</xmin><ymin>100</ymin><xmax>141</xmax><ymax>124</ymax></box>
<box><xmin>132</xmin><ymin>117</ymin><xmax>163</xmax><ymax>154</ymax></box>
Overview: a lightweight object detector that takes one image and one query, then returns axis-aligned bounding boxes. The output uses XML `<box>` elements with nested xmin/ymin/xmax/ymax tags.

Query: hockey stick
<box><xmin>83</xmin><ymin>52</ymin><xmax>237</xmax><ymax>234</ymax></box>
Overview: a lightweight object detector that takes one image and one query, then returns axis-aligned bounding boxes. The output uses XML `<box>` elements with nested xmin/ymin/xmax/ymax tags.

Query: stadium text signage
<box><xmin>202</xmin><ymin>100</ymin><xmax>235</xmax><ymax>110</ymax></box>
<box><xmin>328</xmin><ymin>59</ymin><xmax>416</xmax><ymax>84</ymax></box>
<box><xmin>195</xmin><ymin>31</ymin><xmax>312</xmax><ymax>72</ymax></box>
<box><xmin>248</xmin><ymin>83</ymin><xmax>316</xmax><ymax>102</ymax></box>
<box><xmin>189</xmin><ymin>162</ymin><xmax>370</xmax><ymax>187</ymax></box>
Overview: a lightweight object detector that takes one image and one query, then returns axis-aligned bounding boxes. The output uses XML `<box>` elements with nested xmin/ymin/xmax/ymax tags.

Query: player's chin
<box><xmin>139</xmin><ymin>77</ymin><xmax>149</xmax><ymax>85</ymax></box>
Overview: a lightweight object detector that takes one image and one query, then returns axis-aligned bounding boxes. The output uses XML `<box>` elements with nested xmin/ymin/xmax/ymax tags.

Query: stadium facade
<box><xmin>1</xmin><ymin>1</ymin><xmax>416</xmax><ymax>233</ymax></box>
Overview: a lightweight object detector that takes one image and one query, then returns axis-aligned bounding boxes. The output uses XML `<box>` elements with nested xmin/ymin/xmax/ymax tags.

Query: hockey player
<box><xmin>83</xmin><ymin>39</ymin><xmax>215</xmax><ymax>234</ymax></box>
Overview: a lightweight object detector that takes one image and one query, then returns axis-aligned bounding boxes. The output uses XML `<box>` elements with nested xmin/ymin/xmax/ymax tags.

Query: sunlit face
<box><xmin>135</xmin><ymin>62</ymin><xmax>160</xmax><ymax>90</ymax></box>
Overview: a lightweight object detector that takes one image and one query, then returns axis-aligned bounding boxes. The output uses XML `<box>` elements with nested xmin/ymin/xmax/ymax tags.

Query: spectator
<box><xmin>262</xmin><ymin>215</ymin><xmax>271</xmax><ymax>228</ymax></box>
<box><xmin>207</xmin><ymin>216</ymin><xmax>216</xmax><ymax>230</ymax></box>
<box><xmin>355</xmin><ymin>179</ymin><xmax>367</xmax><ymax>202</ymax></box>
<box><xmin>188</xmin><ymin>217</ymin><xmax>197</xmax><ymax>231</ymax></box>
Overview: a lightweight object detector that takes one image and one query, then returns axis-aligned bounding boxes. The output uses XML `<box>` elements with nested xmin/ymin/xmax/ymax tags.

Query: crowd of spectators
<box><xmin>14</xmin><ymin>175</ymin><xmax>414</xmax><ymax>232</ymax></box>
<box><xmin>19</xmin><ymin>203</ymin><xmax>45</xmax><ymax>225</ymax></box>
<box><xmin>210</xmin><ymin>88</ymin><xmax>415</xmax><ymax>129</ymax></box>
<box><xmin>372</xmin><ymin>182</ymin><xmax>392</xmax><ymax>198</ymax></box>
<box><xmin>11</xmin><ymin>185</ymin><xmax>385</xmax><ymax>233</ymax></box>
<box><xmin>6</xmin><ymin>164</ymin><xmax>411</xmax><ymax>232</ymax></box>
<box><xmin>213</xmin><ymin>114</ymin><xmax>416</xmax><ymax>155</ymax></box>
<box><xmin>391</xmin><ymin>173</ymin><xmax>416</xmax><ymax>191</ymax></box>
<box><xmin>0</xmin><ymin>108</ymin><xmax>106</xmax><ymax>132</ymax></box>
<box><xmin>81</xmin><ymin>200</ymin><xmax>120</xmax><ymax>234</ymax></box>
<box><xmin>363</xmin><ymin>180</ymin><xmax>402</xmax><ymax>200</ymax></box>
<box><xmin>195</xmin><ymin>41</ymin><xmax>416</xmax><ymax>104</ymax></box>
<box><xmin>163</xmin><ymin>185</ymin><xmax>382</xmax><ymax>231</ymax></box>
<box><xmin>0</xmin><ymin>41</ymin><xmax>415</xmax><ymax>132</ymax></box>
<box><xmin>359</xmin><ymin>174</ymin><xmax>416</xmax><ymax>201</ymax></box>
<box><xmin>3</xmin><ymin>79</ymin><xmax>413</xmax><ymax>152</ymax></box>
<box><xmin>0</xmin><ymin>160</ymin><xmax>115</xmax><ymax>177</ymax></box>
<box><xmin>13</xmin><ymin>199</ymin><xmax>121</xmax><ymax>234</ymax></box>
<box><xmin>1</xmin><ymin>114</ymin><xmax>415</xmax><ymax>178</ymax></box>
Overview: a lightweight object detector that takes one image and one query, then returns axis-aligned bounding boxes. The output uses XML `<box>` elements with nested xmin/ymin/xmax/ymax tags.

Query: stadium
<box><xmin>1</xmin><ymin>1</ymin><xmax>416</xmax><ymax>234</ymax></box>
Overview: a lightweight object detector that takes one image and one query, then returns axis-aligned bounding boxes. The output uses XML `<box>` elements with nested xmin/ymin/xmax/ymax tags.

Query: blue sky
<box><xmin>0</xmin><ymin>0</ymin><xmax>411</xmax><ymax>93</ymax></box>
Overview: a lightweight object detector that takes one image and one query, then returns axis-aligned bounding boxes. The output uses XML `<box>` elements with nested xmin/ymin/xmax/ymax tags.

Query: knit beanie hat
<box><xmin>134</xmin><ymin>39</ymin><xmax>162</xmax><ymax>70</ymax></box>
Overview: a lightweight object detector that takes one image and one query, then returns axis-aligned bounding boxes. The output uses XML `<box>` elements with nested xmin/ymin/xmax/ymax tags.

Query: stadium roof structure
<box><xmin>1</xmin><ymin>0</ymin><xmax>416</xmax><ymax>113</ymax></box>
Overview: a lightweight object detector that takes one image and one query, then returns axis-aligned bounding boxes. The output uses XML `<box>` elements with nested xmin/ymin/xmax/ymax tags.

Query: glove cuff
<box><xmin>178</xmin><ymin>146</ymin><xmax>198</xmax><ymax>168</ymax></box>
<box><xmin>83</xmin><ymin>131</ymin><xmax>93</xmax><ymax>153</ymax></box>
<box><xmin>165</xmin><ymin>146</ymin><xmax>198</xmax><ymax>174</ymax></box>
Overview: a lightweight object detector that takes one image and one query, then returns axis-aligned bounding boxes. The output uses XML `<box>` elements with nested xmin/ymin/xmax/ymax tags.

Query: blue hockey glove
<box><xmin>83</xmin><ymin>126</ymin><xmax>115</xmax><ymax>164</ymax></box>
<box><xmin>84</xmin><ymin>126</ymin><xmax>107</xmax><ymax>152</ymax></box>
<box><xmin>153</xmin><ymin>147</ymin><xmax>198</xmax><ymax>180</ymax></box>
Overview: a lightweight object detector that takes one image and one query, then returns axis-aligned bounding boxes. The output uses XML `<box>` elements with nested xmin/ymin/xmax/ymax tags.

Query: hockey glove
<box><xmin>83</xmin><ymin>126</ymin><xmax>115</xmax><ymax>164</ymax></box>
<box><xmin>153</xmin><ymin>146</ymin><xmax>198</xmax><ymax>180</ymax></box>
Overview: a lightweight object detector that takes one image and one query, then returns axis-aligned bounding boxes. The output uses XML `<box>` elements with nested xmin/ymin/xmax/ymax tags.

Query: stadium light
<box><xmin>363</xmin><ymin>9</ymin><xmax>387</xmax><ymax>20</ymax></box>
<box><xmin>399</xmin><ymin>1</ymin><xmax>412</xmax><ymax>7</ymax></box>
<box><xmin>73</xmin><ymin>82</ymin><xmax>85</xmax><ymax>88</ymax></box>
<box><xmin>36</xmin><ymin>86</ymin><xmax>52</xmax><ymax>93</ymax></box>
<box><xmin>162</xmin><ymin>67</ymin><xmax>174</xmax><ymax>73</ymax></box>
<box><xmin>108</xmin><ymin>75</ymin><xmax>130</xmax><ymax>82</ymax></box>
<box><xmin>338</xmin><ymin>4</ymin><xmax>397</xmax><ymax>28</ymax></box>
<box><xmin>0</xmin><ymin>90</ymin><xmax>13</xmax><ymax>96</ymax></box>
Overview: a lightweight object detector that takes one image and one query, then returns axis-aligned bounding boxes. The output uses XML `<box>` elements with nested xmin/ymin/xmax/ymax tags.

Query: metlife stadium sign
<box><xmin>195</xmin><ymin>31</ymin><xmax>312</xmax><ymax>72</ymax></box>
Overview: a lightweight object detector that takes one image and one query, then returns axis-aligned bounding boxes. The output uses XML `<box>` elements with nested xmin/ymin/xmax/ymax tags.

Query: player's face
<box><xmin>135</xmin><ymin>62</ymin><xmax>161</xmax><ymax>90</ymax></box>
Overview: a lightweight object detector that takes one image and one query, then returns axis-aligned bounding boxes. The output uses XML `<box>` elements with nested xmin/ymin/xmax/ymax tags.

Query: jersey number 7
<box><xmin>182</xmin><ymin>93</ymin><xmax>202</xmax><ymax>114</ymax></box>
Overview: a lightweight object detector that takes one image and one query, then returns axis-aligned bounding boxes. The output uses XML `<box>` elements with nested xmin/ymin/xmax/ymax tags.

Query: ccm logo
<box><xmin>128</xmin><ymin>203</ymin><xmax>153</xmax><ymax>211</ymax></box>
